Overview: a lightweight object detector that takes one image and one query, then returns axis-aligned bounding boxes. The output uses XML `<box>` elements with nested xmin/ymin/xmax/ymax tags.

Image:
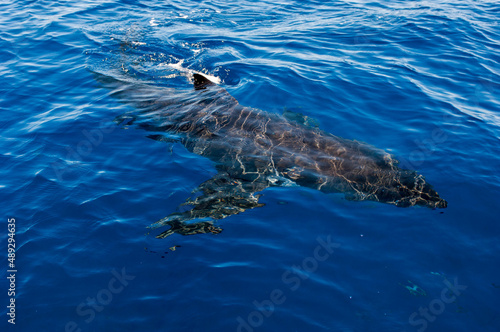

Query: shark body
<box><xmin>98</xmin><ymin>73</ymin><xmax>447</xmax><ymax>238</ymax></box>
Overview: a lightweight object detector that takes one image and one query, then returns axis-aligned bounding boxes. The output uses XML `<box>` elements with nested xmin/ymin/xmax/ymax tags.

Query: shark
<box><xmin>96</xmin><ymin>72</ymin><xmax>447</xmax><ymax>239</ymax></box>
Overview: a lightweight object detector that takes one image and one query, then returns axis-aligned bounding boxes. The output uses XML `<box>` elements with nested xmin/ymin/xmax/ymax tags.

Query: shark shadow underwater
<box><xmin>96</xmin><ymin>72</ymin><xmax>447</xmax><ymax>238</ymax></box>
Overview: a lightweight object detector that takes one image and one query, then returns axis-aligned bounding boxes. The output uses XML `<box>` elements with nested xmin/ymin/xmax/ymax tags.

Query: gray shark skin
<box><xmin>96</xmin><ymin>72</ymin><xmax>447</xmax><ymax>238</ymax></box>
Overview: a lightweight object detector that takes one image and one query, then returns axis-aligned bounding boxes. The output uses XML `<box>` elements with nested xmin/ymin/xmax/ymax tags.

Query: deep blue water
<box><xmin>1</xmin><ymin>0</ymin><xmax>500</xmax><ymax>331</ymax></box>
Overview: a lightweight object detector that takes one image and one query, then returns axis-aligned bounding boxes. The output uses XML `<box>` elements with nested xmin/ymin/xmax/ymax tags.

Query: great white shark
<box><xmin>96</xmin><ymin>72</ymin><xmax>447</xmax><ymax>238</ymax></box>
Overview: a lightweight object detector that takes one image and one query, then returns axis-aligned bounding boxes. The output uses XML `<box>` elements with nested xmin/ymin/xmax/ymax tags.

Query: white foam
<box><xmin>164</xmin><ymin>59</ymin><xmax>185</xmax><ymax>71</ymax></box>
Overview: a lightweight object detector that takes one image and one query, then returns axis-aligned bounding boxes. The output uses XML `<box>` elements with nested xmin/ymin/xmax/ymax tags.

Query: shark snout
<box><xmin>387</xmin><ymin>172</ymin><xmax>447</xmax><ymax>209</ymax></box>
<box><xmin>416</xmin><ymin>185</ymin><xmax>448</xmax><ymax>209</ymax></box>
<box><xmin>395</xmin><ymin>182</ymin><xmax>447</xmax><ymax>208</ymax></box>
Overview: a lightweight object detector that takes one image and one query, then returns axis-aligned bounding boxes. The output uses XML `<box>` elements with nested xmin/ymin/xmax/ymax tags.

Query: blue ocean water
<box><xmin>1</xmin><ymin>0</ymin><xmax>499</xmax><ymax>331</ymax></box>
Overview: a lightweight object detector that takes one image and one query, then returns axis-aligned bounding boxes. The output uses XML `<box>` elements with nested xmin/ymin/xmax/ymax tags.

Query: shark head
<box><xmin>291</xmin><ymin>148</ymin><xmax>448</xmax><ymax>209</ymax></box>
<box><xmin>368</xmin><ymin>169</ymin><xmax>448</xmax><ymax>208</ymax></box>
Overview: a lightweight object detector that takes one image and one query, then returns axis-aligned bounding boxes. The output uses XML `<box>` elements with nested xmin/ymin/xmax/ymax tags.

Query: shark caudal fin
<box><xmin>193</xmin><ymin>73</ymin><xmax>216</xmax><ymax>90</ymax></box>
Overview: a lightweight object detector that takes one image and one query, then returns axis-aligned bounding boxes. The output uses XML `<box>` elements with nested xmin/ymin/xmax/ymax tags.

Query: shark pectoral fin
<box><xmin>283</xmin><ymin>107</ymin><xmax>320</xmax><ymax>129</ymax></box>
<box><xmin>155</xmin><ymin>220</ymin><xmax>223</xmax><ymax>239</ymax></box>
<box><xmin>149</xmin><ymin>172</ymin><xmax>268</xmax><ymax>238</ymax></box>
<box><xmin>149</xmin><ymin>213</ymin><xmax>223</xmax><ymax>239</ymax></box>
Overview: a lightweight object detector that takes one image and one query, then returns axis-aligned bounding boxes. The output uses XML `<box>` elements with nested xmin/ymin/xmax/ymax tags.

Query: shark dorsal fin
<box><xmin>193</xmin><ymin>73</ymin><xmax>216</xmax><ymax>90</ymax></box>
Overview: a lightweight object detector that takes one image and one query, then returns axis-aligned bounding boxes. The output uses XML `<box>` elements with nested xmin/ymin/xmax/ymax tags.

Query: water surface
<box><xmin>1</xmin><ymin>1</ymin><xmax>499</xmax><ymax>331</ymax></box>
